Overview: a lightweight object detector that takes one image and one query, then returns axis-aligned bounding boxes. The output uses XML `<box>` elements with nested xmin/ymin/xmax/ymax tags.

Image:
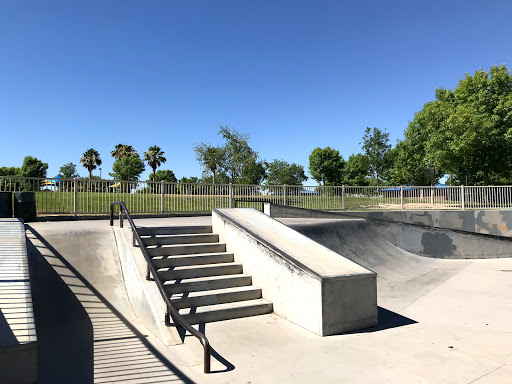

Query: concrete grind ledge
<box><xmin>212</xmin><ymin>208</ymin><xmax>378</xmax><ymax>336</ymax></box>
<box><xmin>0</xmin><ymin>218</ymin><xmax>37</xmax><ymax>384</ymax></box>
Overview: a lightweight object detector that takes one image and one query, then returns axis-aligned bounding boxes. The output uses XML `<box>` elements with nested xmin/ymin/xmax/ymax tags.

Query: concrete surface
<box><xmin>343</xmin><ymin>209</ymin><xmax>512</xmax><ymax>238</ymax></box>
<box><xmin>113</xmin><ymin>225</ymin><xmax>182</xmax><ymax>346</ymax></box>
<box><xmin>213</xmin><ymin>209</ymin><xmax>377</xmax><ymax>335</ymax></box>
<box><xmin>266</xmin><ymin>204</ymin><xmax>512</xmax><ymax>259</ymax></box>
<box><xmin>0</xmin><ymin>218</ymin><xmax>37</xmax><ymax>384</ymax></box>
<box><xmin>19</xmin><ymin>216</ymin><xmax>512</xmax><ymax>383</ymax></box>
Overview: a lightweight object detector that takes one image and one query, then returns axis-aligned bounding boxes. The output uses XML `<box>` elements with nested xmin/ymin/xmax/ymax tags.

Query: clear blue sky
<box><xmin>1</xmin><ymin>0</ymin><xmax>511</xmax><ymax>183</ymax></box>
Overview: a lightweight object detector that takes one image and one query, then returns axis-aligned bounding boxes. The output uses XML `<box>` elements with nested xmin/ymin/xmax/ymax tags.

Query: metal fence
<box><xmin>1</xmin><ymin>176</ymin><xmax>512</xmax><ymax>216</ymax></box>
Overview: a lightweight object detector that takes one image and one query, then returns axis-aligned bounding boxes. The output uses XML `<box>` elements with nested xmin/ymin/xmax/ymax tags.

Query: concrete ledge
<box><xmin>0</xmin><ymin>218</ymin><xmax>37</xmax><ymax>383</ymax></box>
<box><xmin>113</xmin><ymin>227</ymin><xmax>181</xmax><ymax>346</ymax></box>
<box><xmin>212</xmin><ymin>208</ymin><xmax>377</xmax><ymax>336</ymax></box>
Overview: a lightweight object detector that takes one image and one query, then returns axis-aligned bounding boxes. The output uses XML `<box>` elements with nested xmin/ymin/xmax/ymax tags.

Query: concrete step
<box><xmin>147</xmin><ymin>243</ymin><xmax>226</xmax><ymax>257</ymax></box>
<box><xmin>163</xmin><ymin>274</ymin><xmax>252</xmax><ymax>294</ymax></box>
<box><xmin>152</xmin><ymin>253</ymin><xmax>234</xmax><ymax>268</ymax></box>
<box><xmin>180</xmin><ymin>299</ymin><xmax>273</xmax><ymax>324</ymax></box>
<box><xmin>157</xmin><ymin>263</ymin><xmax>243</xmax><ymax>281</ymax></box>
<box><xmin>171</xmin><ymin>286</ymin><xmax>263</xmax><ymax>309</ymax></box>
<box><xmin>137</xmin><ymin>225</ymin><xmax>212</xmax><ymax>236</ymax></box>
<box><xmin>141</xmin><ymin>233</ymin><xmax>219</xmax><ymax>246</ymax></box>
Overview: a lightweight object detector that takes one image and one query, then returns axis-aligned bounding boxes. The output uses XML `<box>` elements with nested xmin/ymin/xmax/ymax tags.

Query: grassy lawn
<box><xmin>30</xmin><ymin>190</ymin><xmax>469</xmax><ymax>215</ymax></box>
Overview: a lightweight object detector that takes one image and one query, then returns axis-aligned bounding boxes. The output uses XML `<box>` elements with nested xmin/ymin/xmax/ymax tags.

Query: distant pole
<box><xmin>99</xmin><ymin>168</ymin><xmax>102</xmax><ymax>179</ymax></box>
<box><xmin>400</xmin><ymin>185</ymin><xmax>404</xmax><ymax>210</ymax></box>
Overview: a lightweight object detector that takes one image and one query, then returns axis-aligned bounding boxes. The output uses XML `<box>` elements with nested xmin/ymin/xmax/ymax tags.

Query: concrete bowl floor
<box><xmin>26</xmin><ymin>217</ymin><xmax>512</xmax><ymax>384</ymax></box>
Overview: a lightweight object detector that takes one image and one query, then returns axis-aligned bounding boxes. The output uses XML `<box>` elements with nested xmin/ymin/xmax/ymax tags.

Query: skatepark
<box><xmin>1</xmin><ymin>206</ymin><xmax>512</xmax><ymax>383</ymax></box>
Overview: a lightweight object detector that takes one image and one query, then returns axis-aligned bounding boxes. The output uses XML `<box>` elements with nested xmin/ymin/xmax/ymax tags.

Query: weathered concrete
<box><xmin>212</xmin><ymin>208</ymin><xmax>377</xmax><ymax>335</ymax></box>
<box><xmin>342</xmin><ymin>210</ymin><xmax>512</xmax><ymax>238</ymax></box>
<box><xmin>265</xmin><ymin>204</ymin><xmax>512</xmax><ymax>259</ymax></box>
<box><xmin>113</xmin><ymin>226</ymin><xmax>182</xmax><ymax>346</ymax></box>
<box><xmin>370</xmin><ymin>219</ymin><xmax>512</xmax><ymax>259</ymax></box>
<box><xmin>0</xmin><ymin>218</ymin><xmax>37</xmax><ymax>384</ymax></box>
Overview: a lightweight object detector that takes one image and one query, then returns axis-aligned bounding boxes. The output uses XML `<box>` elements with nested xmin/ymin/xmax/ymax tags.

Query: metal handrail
<box><xmin>109</xmin><ymin>201</ymin><xmax>211</xmax><ymax>373</ymax></box>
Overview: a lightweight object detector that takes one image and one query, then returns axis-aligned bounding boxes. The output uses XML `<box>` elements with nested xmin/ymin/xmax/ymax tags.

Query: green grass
<box><xmin>30</xmin><ymin>190</ymin><xmax>471</xmax><ymax>216</ymax></box>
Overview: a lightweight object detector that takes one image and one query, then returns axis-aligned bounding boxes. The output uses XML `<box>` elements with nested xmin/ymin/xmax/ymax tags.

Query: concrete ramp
<box><xmin>282</xmin><ymin>218</ymin><xmax>469</xmax><ymax>312</ymax></box>
<box><xmin>25</xmin><ymin>222</ymin><xmax>195</xmax><ymax>383</ymax></box>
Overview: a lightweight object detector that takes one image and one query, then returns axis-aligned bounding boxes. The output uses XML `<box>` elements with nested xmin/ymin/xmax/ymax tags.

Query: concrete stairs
<box><xmin>139</xmin><ymin>225</ymin><xmax>273</xmax><ymax>325</ymax></box>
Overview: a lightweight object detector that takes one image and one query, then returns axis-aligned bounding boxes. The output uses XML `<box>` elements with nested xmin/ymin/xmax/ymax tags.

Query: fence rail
<box><xmin>1</xmin><ymin>176</ymin><xmax>512</xmax><ymax>215</ymax></box>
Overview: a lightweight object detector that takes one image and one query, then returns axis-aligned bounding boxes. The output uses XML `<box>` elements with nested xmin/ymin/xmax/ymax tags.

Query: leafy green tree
<box><xmin>406</xmin><ymin>65</ymin><xmax>512</xmax><ymax>185</ymax></box>
<box><xmin>308</xmin><ymin>147</ymin><xmax>345</xmax><ymax>186</ymax></box>
<box><xmin>59</xmin><ymin>163</ymin><xmax>79</xmax><ymax>178</ymax></box>
<box><xmin>239</xmin><ymin>156</ymin><xmax>266</xmax><ymax>185</ymax></box>
<box><xmin>265</xmin><ymin>159</ymin><xmax>308</xmax><ymax>185</ymax></box>
<box><xmin>179</xmin><ymin>176</ymin><xmax>199</xmax><ymax>184</ymax></box>
<box><xmin>218</xmin><ymin>126</ymin><xmax>264</xmax><ymax>184</ymax></box>
<box><xmin>143</xmin><ymin>145</ymin><xmax>167</xmax><ymax>182</ymax></box>
<box><xmin>361</xmin><ymin>127</ymin><xmax>391</xmax><ymax>186</ymax></box>
<box><xmin>20</xmin><ymin>156</ymin><xmax>48</xmax><ymax>178</ymax></box>
<box><xmin>343</xmin><ymin>154</ymin><xmax>370</xmax><ymax>186</ymax></box>
<box><xmin>150</xmin><ymin>169</ymin><xmax>177</xmax><ymax>183</ymax></box>
<box><xmin>110</xmin><ymin>153</ymin><xmax>145</xmax><ymax>181</ymax></box>
<box><xmin>111</xmin><ymin>144</ymin><xmax>136</xmax><ymax>159</ymax></box>
<box><xmin>194</xmin><ymin>143</ymin><xmax>224</xmax><ymax>184</ymax></box>
<box><xmin>0</xmin><ymin>166</ymin><xmax>20</xmax><ymax>176</ymax></box>
<box><xmin>80</xmin><ymin>149</ymin><xmax>102</xmax><ymax>181</ymax></box>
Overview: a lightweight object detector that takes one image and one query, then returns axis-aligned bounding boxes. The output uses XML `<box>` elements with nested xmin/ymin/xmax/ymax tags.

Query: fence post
<box><xmin>430</xmin><ymin>186</ymin><xmax>434</xmax><ymax>208</ymax></box>
<box><xmin>73</xmin><ymin>178</ymin><xmax>78</xmax><ymax>216</ymax></box>
<box><xmin>400</xmin><ymin>185</ymin><xmax>404</xmax><ymax>210</ymax></box>
<box><xmin>461</xmin><ymin>185</ymin><xmax>465</xmax><ymax>210</ymax></box>
<box><xmin>283</xmin><ymin>185</ymin><xmax>287</xmax><ymax>206</ymax></box>
<box><xmin>342</xmin><ymin>185</ymin><xmax>345</xmax><ymax>210</ymax></box>
<box><xmin>229</xmin><ymin>183</ymin><xmax>233</xmax><ymax>208</ymax></box>
<box><xmin>161</xmin><ymin>180</ymin><xmax>165</xmax><ymax>214</ymax></box>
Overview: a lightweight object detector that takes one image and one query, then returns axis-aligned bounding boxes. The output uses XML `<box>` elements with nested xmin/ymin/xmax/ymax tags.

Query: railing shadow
<box><xmin>26</xmin><ymin>226</ymin><xmax>195</xmax><ymax>384</ymax></box>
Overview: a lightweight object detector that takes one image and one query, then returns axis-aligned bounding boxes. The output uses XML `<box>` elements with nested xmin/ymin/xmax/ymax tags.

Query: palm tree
<box><xmin>194</xmin><ymin>143</ymin><xmax>224</xmax><ymax>184</ymax></box>
<box><xmin>111</xmin><ymin>144</ymin><xmax>136</xmax><ymax>159</ymax></box>
<box><xmin>143</xmin><ymin>146</ymin><xmax>167</xmax><ymax>182</ymax></box>
<box><xmin>80</xmin><ymin>149</ymin><xmax>102</xmax><ymax>190</ymax></box>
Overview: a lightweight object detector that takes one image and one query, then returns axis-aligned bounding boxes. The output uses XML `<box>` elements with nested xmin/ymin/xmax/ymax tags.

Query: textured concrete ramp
<box><xmin>282</xmin><ymin>218</ymin><xmax>469</xmax><ymax>312</ymax></box>
<box><xmin>26</xmin><ymin>222</ymin><xmax>195</xmax><ymax>384</ymax></box>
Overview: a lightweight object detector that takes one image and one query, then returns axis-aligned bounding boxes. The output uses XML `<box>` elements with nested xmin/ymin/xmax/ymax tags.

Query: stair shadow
<box><xmin>26</xmin><ymin>227</ymin><xmax>195</xmax><ymax>384</ymax></box>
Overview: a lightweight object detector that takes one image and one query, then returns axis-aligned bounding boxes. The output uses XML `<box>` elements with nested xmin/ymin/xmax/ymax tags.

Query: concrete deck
<box><xmin>25</xmin><ymin>217</ymin><xmax>512</xmax><ymax>383</ymax></box>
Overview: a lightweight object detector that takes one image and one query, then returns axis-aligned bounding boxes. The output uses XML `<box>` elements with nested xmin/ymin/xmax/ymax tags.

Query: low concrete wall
<box><xmin>343</xmin><ymin>210</ymin><xmax>512</xmax><ymax>238</ymax></box>
<box><xmin>0</xmin><ymin>218</ymin><xmax>37</xmax><ymax>383</ymax></box>
<box><xmin>113</xmin><ymin>227</ymin><xmax>181</xmax><ymax>346</ymax></box>
<box><xmin>263</xmin><ymin>203</ymin><xmax>344</xmax><ymax>219</ymax></box>
<box><xmin>212</xmin><ymin>208</ymin><xmax>377</xmax><ymax>336</ymax></box>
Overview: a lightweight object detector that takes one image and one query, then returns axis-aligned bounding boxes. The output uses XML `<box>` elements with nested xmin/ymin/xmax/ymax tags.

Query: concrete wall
<box><xmin>370</xmin><ymin>220</ymin><xmax>512</xmax><ymax>259</ymax></box>
<box><xmin>264</xmin><ymin>203</ymin><xmax>344</xmax><ymax>219</ymax></box>
<box><xmin>342</xmin><ymin>210</ymin><xmax>512</xmax><ymax>238</ymax></box>
<box><xmin>212</xmin><ymin>208</ymin><xmax>377</xmax><ymax>336</ymax></box>
<box><xmin>113</xmin><ymin>227</ymin><xmax>181</xmax><ymax>346</ymax></box>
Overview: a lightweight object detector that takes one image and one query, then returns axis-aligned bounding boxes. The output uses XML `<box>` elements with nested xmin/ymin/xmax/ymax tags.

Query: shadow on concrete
<box><xmin>26</xmin><ymin>227</ymin><xmax>195</xmax><ymax>384</ymax></box>
<box><xmin>173</xmin><ymin>319</ymin><xmax>235</xmax><ymax>373</ymax></box>
<box><xmin>349</xmin><ymin>306</ymin><xmax>417</xmax><ymax>334</ymax></box>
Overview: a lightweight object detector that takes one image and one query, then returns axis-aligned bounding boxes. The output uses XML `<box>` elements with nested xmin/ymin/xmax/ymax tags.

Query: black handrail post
<box><xmin>119</xmin><ymin>210</ymin><xmax>123</xmax><ymax>228</ymax></box>
<box><xmin>203</xmin><ymin>342</ymin><xmax>211</xmax><ymax>373</ymax></box>
<box><xmin>165</xmin><ymin>307</ymin><xmax>171</xmax><ymax>326</ymax></box>
<box><xmin>146</xmin><ymin>262</ymin><xmax>151</xmax><ymax>280</ymax></box>
<box><xmin>109</xmin><ymin>204</ymin><xmax>114</xmax><ymax>226</ymax></box>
